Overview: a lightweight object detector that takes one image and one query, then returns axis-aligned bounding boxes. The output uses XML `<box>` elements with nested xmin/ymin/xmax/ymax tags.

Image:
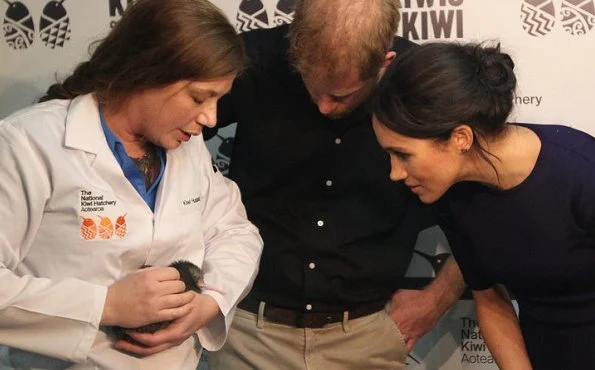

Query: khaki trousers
<box><xmin>208</xmin><ymin>305</ymin><xmax>407</xmax><ymax>370</ymax></box>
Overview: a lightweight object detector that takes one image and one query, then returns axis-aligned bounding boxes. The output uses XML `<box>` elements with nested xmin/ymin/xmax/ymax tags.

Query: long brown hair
<box><xmin>39</xmin><ymin>0</ymin><xmax>245</xmax><ymax>104</ymax></box>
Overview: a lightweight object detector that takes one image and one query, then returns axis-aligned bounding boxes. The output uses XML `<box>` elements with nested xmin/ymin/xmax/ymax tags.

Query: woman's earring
<box><xmin>460</xmin><ymin>148</ymin><xmax>469</xmax><ymax>154</ymax></box>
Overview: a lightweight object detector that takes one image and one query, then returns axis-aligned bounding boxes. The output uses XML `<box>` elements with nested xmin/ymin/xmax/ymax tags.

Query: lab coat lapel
<box><xmin>149</xmin><ymin>142</ymin><xmax>201</xmax><ymax>265</ymax></box>
<box><xmin>63</xmin><ymin>94</ymin><xmax>151</xmax><ymax>214</ymax></box>
<box><xmin>152</xmin><ymin>149</ymin><xmax>181</xmax><ymax>241</ymax></box>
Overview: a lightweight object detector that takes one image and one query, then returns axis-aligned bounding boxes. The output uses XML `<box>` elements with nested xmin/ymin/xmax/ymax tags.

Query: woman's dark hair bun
<box><xmin>473</xmin><ymin>43</ymin><xmax>516</xmax><ymax>95</ymax></box>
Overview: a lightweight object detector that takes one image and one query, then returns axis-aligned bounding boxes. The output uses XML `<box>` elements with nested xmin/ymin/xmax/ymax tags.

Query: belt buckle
<box><xmin>295</xmin><ymin>313</ymin><xmax>306</xmax><ymax>328</ymax></box>
<box><xmin>295</xmin><ymin>312</ymin><xmax>315</xmax><ymax>328</ymax></box>
<box><xmin>296</xmin><ymin>312</ymin><xmax>336</xmax><ymax>328</ymax></box>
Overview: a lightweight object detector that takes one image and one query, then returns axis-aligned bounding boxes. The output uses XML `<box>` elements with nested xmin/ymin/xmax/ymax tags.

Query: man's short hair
<box><xmin>289</xmin><ymin>0</ymin><xmax>400</xmax><ymax>82</ymax></box>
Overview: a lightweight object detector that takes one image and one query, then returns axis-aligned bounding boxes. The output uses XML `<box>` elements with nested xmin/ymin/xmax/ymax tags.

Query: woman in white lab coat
<box><xmin>0</xmin><ymin>0</ymin><xmax>263</xmax><ymax>368</ymax></box>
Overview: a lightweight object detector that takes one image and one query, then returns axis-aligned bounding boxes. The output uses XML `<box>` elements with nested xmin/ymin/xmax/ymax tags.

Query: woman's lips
<box><xmin>180</xmin><ymin>130</ymin><xmax>191</xmax><ymax>141</ymax></box>
<box><xmin>408</xmin><ymin>184</ymin><xmax>422</xmax><ymax>194</ymax></box>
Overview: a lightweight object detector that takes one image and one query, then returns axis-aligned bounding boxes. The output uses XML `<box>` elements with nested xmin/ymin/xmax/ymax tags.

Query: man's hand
<box><xmin>390</xmin><ymin>257</ymin><xmax>466</xmax><ymax>353</ymax></box>
<box><xmin>389</xmin><ymin>288</ymin><xmax>440</xmax><ymax>352</ymax></box>
<box><xmin>114</xmin><ymin>293</ymin><xmax>220</xmax><ymax>356</ymax></box>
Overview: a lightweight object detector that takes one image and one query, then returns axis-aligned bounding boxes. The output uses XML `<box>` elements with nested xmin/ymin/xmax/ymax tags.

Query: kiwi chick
<box><xmin>107</xmin><ymin>260</ymin><xmax>202</xmax><ymax>343</ymax></box>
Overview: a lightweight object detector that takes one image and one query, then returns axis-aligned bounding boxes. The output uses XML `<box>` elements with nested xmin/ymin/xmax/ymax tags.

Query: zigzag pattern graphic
<box><xmin>521</xmin><ymin>2</ymin><xmax>556</xmax><ymax>36</ymax></box>
<box><xmin>236</xmin><ymin>9</ymin><xmax>269</xmax><ymax>33</ymax></box>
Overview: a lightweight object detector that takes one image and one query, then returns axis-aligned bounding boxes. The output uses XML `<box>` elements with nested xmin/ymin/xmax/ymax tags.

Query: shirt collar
<box><xmin>98</xmin><ymin>105</ymin><xmax>121</xmax><ymax>152</ymax></box>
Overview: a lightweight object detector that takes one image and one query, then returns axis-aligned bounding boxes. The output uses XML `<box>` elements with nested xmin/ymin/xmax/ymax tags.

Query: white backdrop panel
<box><xmin>1</xmin><ymin>1</ymin><xmax>593</xmax><ymax>369</ymax></box>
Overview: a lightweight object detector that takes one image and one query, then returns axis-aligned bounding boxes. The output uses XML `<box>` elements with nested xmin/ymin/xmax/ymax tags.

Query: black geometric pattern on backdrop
<box><xmin>236</xmin><ymin>0</ymin><xmax>269</xmax><ymax>32</ymax></box>
<box><xmin>2</xmin><ymin>0</ymin><xmax>35</xmax><ymax>50</ymax></box>
<box><xmin>521</xmin><ymin>0</ymin><xmax>595</xmax><ymax>36</ymax></box>
<box><xmin>406</xmin><ymin>354</ymin><xmax>422</xmax><ymax>366</ymax></box>
<box><xmin>561</xmin><ymin>0</ymin><xmax>595</xmax><ymax>35</ymax></box>
<box><xmin>39</xmin><ymin>0</ymin><xmax>70</xmax><ymax>48</ymax></box>
<box><xmin>521</xmin><ymin>0</ymin><xmax>556</xmax><ymax>36</ymax></box>
<box><xmin>273</xmin><ymin>0</ymin><xmax>294</xmax><ymax>26</ymax></box>
<box><xmin>235</xmin><ymin>0</ymin><xmax>295</xmax><ymax>32</ymax></box>
<box><xmin>413</xmin><ymin>250</ymin><xmax>451</xmax><ymax>275</ymax></box>
<box><xmin>213</xmin><ymin>134</ymin><xmax>234</xmax><ymax>175</ymax></box>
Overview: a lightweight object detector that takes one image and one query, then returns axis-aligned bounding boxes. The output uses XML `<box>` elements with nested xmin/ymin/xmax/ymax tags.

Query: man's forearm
<box><xmin>424</xmin><ymin>257</ymin><xmax>466</xmax><ymax>314</ymax></box>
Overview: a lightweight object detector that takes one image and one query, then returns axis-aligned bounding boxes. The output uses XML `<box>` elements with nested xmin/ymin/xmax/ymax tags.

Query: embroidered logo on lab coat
<box><xmin>80</xmin><ymin>216</ymin><xmax>97</xmax><ymax>240</ymax></box>
<box><xmin>80</xmin><ymin>214</ymin><xmax>127</xmax><ymax>240</ymax></box>
<box><xmin>79</xmin><ymin>189</ymin><xmax>127</xmax><ymax>240</ymax></box>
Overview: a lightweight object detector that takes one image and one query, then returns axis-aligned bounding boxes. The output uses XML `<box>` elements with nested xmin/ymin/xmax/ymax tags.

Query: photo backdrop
<box><xmin>1</xmin><ymin>1</ymin><xmax>594</xmax><ymax>369</ymax></box>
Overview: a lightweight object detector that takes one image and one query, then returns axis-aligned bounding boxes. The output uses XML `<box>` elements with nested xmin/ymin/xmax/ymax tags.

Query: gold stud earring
<box><xmin>460</xmin><ymin>148</ymin><xmax>469</xmax><ymax>154</ymax></box>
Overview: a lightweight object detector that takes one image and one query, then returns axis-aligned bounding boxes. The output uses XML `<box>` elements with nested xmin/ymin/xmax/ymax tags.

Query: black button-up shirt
<box><xmin>206</xmin><ymin>25</ymin><xmax>434</xmax><ymax>312</ymax></box>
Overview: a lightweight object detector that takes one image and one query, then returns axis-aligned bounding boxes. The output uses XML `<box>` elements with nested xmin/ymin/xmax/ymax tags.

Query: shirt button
<box><xmin>308</xmin><ymin>262</ymin><xmax>316</xmax><ymax>269</ymax></box>
<box><xmin>335</xmin><ymin>138</ymin><xmax>342</xmax><ymax>144</ymax></box>
<box><xmin>317</xmin><ymin>220</ymin><xmax>324</xmax><ymax>227</ymax></box>
<box><xmin>325</xmin><ymin>180</ymin><xmax>333</xmax><ymax>187</ymax></box>
<box><xmin>306</xmin><ymin>304</ymin><xmax>313</xmax><ymax>311</ymax></box>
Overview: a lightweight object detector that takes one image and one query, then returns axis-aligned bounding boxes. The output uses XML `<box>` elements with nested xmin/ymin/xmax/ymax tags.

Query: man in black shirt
<box><xmin>207</xmin><ymin>0</ymin><xmax>465</xmax><ymax>368</ymax></box>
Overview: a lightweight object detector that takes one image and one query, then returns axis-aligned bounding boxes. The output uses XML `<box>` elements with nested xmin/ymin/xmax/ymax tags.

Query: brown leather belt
<box><xmin>238</xmin><ymin>295</ymin><xmax>386</xmax><ymax>328</ymax></box>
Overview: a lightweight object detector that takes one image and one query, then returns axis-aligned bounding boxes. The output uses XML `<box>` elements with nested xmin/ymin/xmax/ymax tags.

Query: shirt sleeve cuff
<box><xmin>70</xmin><ymin>284</ymin><xmax>106</xmax><ymax>361</ymax></box>
<box><xmin>196</xmin><ymin>309</ymin><xmax>232</xmax><ymax>351</ymax></box>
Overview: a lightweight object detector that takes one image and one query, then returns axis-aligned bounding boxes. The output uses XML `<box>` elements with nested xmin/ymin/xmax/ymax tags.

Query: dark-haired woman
<box><xmin>372</xmin><ymin>42</ymin><xmax>595</xmax><ymax>369</ymax></box>
<box><xmin>0</xmin><ymin>0</ymin><xmax>262</xmax><ymax>368</ymax></box>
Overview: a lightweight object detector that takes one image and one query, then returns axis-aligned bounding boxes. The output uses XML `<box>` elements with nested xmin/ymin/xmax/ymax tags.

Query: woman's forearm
<box><xmin>474</xmin><ymin>286</ymin><xmax>533</xmax><ymax>370</ymax></box>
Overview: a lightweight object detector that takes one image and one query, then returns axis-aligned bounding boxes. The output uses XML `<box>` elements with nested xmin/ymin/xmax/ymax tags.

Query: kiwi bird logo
<box><xmin>80</xmin><ymin>216</ymin><xmax>97</xmax><ymax>240</ymax></box>
<box><xmin>97</xmin><ymin>215</ymin><xmax>114</xmax><ymax>239</ymax></box>
<box><xmin>2</xmin><ymin>0</ymin><xmax>35</xmax><ymax>49</ymax></box>
<box><xmin>39</xmin><ymin>0</ymin><xmax>70</xmax><ymax>48</ymax></box>
<box><xmin>114</xmin><ymin>214</ymin><xmax>127</xmax><ymax>238</ymax></box>
<box><xmin>236</xmin><ymin>0</ymin><xmax>295</xmax><ymax>32</ymax></box>
<box><xmin>2</xmin><ymin>0</ymin><xmax>70</xmax><ymax>50</ymax></box>
<box><xmin>80</xmin><ymin>214</ymin><xmax>127</xmax><ymax>240</ymax></box>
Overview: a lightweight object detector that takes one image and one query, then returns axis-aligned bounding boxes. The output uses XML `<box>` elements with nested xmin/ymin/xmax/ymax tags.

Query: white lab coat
<box><xmin>0</xmin><ymin>94</ymin><xmax>263</xmax><ymax>369</ymax></box>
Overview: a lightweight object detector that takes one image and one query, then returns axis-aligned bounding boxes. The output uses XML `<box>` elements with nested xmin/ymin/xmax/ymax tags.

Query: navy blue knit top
<box><xmin>437</xmin><ymin>124</ymin><xmax>595</xmax><ymax>326</ymax></box>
